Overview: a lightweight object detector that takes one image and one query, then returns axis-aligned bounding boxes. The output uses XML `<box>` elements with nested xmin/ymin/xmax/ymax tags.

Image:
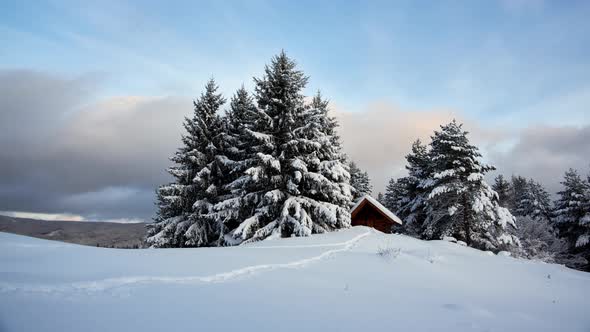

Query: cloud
<box><xmin>54</xmin><ymin>95</ymin><xmax>189</xmax><ymax>192</ymax></box>
<box><xmin>0</xmin><ymin>69</ymin><xmax>586</xmax><ymax>221</ymax></box>
<box><xmin>0</xmin><ymin>211</ymin><xmax>85</xmax><ymax>222</ymax></box>
<box><xmin>0</xmin><ymin>210</ymin><xmax>144</xmax><ymax>223</ymax></box>
<box><xmin>490</xmin><ymin>125</ymin><xmax>590</xmax><ymax>193</ymax></box>
<box><xmin>0</xmin><ymin>69</ymin><xmax>97</xmax><ymax>141</ymax></box>
<box><xmin>335</xmin><ymin>100</ymin><xmax>589</xmax><ymax>196</ymax></box>
<box><xmin>335</xmin><ymin>103</ymin><xmax>456</xmax><ymax>194</ymax></box>
<box><xmin>0</xmin><ymin>69</ymin><xmax>190</xmax><ymax>221</ymax></box>
<box><xmin>334</xmin><ymin>102</ymin><xmax>510</xmax><ymax>194</ymax></box>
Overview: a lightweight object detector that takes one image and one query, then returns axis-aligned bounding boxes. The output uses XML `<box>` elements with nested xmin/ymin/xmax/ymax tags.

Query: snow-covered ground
<box><xmin>1</xmin><ymin>227</ymin><xmax>589</xmax><ymax>332</ymax></box>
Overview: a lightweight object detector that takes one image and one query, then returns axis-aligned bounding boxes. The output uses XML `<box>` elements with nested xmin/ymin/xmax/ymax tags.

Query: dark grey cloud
<box><xmin>0</xmin><ymin>70</ymin><xmax>190</xmax><ymax>221</ymax></box>
<box><xmin>490</xmin><ymin>125</ymin><xmax>590</xmax><ymax>193</ymax></box>
<box><xmin>0</xmin><ymin>70</ymin><xmax>95</xmax><ymax>136</ymax></box>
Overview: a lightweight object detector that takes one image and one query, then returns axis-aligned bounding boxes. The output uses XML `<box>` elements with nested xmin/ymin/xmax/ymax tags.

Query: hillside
<box><xmin>0</xmin><ymin>215</ymin><xmax>147</xmax><ymax>248</ymax></box>
<box><xmin>1</xmin><ymin>227</ymin><xmax>589</xmax><ymax>332</ymax></box>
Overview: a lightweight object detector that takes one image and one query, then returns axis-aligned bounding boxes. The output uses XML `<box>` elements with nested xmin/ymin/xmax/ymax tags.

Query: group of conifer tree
<box><xmin>381</xmin><ymin>121</ymin><xmax>519</xmax><ymax>251</ymax></box>
<box><xmin>382</xmin><ymin>123</ymin><xmax>590</xmax><ymax>269</ymax></box>
<box><xmin>146</xmin><ymin>51</ymin><xmax>588</xmax><ymax>270</ymax></box>
<box><xmin>488</xmin><ymin>171</ymin><xmax>590</xmax><ymax>269</ymax></box>
<box><xmin>147</xmin><ymin>52</ymin><xmax>369</xmax><ymax>247</ymax></box>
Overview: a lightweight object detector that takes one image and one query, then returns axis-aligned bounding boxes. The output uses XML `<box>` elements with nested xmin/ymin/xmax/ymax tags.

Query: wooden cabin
<box><xmin>350</xmin><ymin>195</ymin><xmax>402</xmax><ymax>233</ymax></box>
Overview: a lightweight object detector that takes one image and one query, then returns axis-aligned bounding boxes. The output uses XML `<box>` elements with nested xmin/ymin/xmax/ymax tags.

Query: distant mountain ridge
<box><xmin>0</xmin><ymin>215</ymin><xmax>147</xmax><ymax>248</ymax></box>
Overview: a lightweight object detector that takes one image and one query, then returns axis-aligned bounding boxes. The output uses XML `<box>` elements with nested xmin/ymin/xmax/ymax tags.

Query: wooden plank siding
<box><xmin>351</xmin><ymin>199</ymin><xmax>396</xmax><ymax>233</ymax></box>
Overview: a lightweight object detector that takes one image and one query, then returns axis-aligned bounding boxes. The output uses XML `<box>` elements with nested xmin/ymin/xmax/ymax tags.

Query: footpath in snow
<box><xmin>1</xmin><ymin>226</ymin><xmax>589</xmax><ymax>332</ymax></box>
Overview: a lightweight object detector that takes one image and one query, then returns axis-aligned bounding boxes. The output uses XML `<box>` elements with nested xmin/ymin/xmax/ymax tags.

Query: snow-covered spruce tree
<box><xmin>209</xmin><ymin>87</ymin><xmax>263</xmax><ymax>242</ymax></box>
<box><xmin>492</xmin><ymin>174</ymin><xmax>512</xmax><ymax>208</ymax></box>
<box><xmin>553</xmin><ymin>168</ymin><xmax>590</xmax><ymax>267</ymax></box>
<box><xmin>509</xmin><ymin>175</ymin><xmax>528</xmax><ymax>214</ymax></box>
<box><xmin>228</xmin><ymin>51</ymin><xmax>353</xmax><ymax>243</ymax></box>
<box><xmin>147</xmin><ymin>79</ymin><xmax>225</xmax><ymax>247</ymax></box>
<box><xmin>421</xmin><ymin>120</ymin><xmax>518</xmax><ymax>250</ymax></box>
<box><xmin>310</xmin><ymin>90</ymin><xmax>343</xmax><ymax>151</ymax></box>
<box><xmin>349</xmin><ymin>161</ymin><xmax>372</xmax><ymax>201</ymax></box>
<box><xmin>292</xmin><ymin>91</ymin><xmax>354</xmax><ymax>231</ymax></box>
<box><xmin>516</xmin><ymin>179</ymin><xmax>553</xmax><ymax>222</ymax></box>
<box><xmin>148</xmin><ymin>185</ymin><xmax>183</xmax><ymax>246</ymax></box>
<box><xmin>383</xmin><ymin>140</ymin><xmax>430</xmax><ymax>236</ymax></box>
<box><xmin>377</xmin><ymin>192</ymin><xmax>384</xmax><ymax>204</ymax></box>
<box><xmin>383</xmin><ymin>178</ymin><xmax>406</xmax><ymax>213</ymax></box>
<box><xmin>490</xmin><ymin>175</ymin><xmax>560</xmax><ymax>261</ymax></box>
<box><xmin>503</xmin><ymin>178</ymin><xmax>561</xmax><ymax>261</ymax></box>
<box><xmin>514</xmin><ymin>215</ymin><xmax>568</xmax><ymax>263</ymax></box>
<box><xmin>397</xmin><ymin>139</ymin><xmax>430</xmax><ymax>235</ymax></box>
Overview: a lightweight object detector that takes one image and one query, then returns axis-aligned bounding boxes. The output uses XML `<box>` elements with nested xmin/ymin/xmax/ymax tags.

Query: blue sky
<box><xmin>3</xmin><ymin>0</ymin><xmax>589</xmax><ymax>124</ymax></box>
<box><xmin>1</xmin><ymin>0</ymin><xmax>589</xmax><ymax>221</ymax></box>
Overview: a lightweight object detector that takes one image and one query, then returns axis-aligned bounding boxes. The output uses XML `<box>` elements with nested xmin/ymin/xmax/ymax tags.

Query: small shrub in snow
<box><xmin>376</xmin><ymin>245</ymin><xmax>401</xmax><ymax>260</ymax></box>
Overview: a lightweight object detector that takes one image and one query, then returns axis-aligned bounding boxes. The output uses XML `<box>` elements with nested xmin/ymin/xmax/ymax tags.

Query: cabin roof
<box><xmin>351</xmin><ymin>195</ymin><xmax>403</xmax><ymax>225</ymax></box>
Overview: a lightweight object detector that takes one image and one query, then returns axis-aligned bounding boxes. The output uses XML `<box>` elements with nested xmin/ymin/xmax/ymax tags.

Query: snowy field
<box><xmin>1</xmin><ymin>227</ymin><xmax>589</xmax><ymax>332</ymax></box>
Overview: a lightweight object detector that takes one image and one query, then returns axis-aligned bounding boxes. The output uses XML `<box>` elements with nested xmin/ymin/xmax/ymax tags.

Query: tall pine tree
<box><xmin>209</xmin><ymin>86</ymin><xmax>262</xmax><ymax>242</ymax></box>
<box><xmin>228</xmin><ymin>51</ymin><xmax>353</xmax><ymax>243</ymax></box>
<box><xmin>383</xmin><ymin>178</ymin><xmax>406</xmax><ymax>213</ymax></box>
<box><xmin>349</xmin><ymin>161</ymin><xmax>372</xmax><ymax>201</ymax></box>
<box><xmin>376</xmin><ymin>192</ymin><xmax>384</xmax><ymax>204</ymax></box>
<box><xmin>510</xmin><ymin>175</ymin><xmax>528</xmax><ymax>214</ymax></box>
<box><xmin>293</xmin><ymin>91</ymin><xmax>354</xmax><ymax>233</ymax></box>
<box><xmin>492</xmin><ymin>174</ymin><xmax>511</xmax><ymax>208</ymax></box>
<box><xmin>147</xmin><ymin>79</ymin><xmax>225</xmax><ymax>247</ymax></box>
<box><xmin>397</xmin><ymin>139</ymin><xmax>430</xmax><ymax>235</ymax></box>
<box><xmin>554</xmin><ymin>168</ymin><xmax>590</xmax><ymax>264</ymax></box>
<box><xmin>421</xmin><ymin>120</ymin><xmax>517</xmax><ymax>250</ymax></box>
<box><xmin>516</xmin><ymin>179</ymin><xmax>552</xmax><ymax>222</ymax></box>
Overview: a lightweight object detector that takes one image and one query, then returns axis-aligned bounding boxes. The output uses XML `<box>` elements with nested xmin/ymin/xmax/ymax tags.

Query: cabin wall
<box><xmin>351</xmin><ymin>205</ymin><xmax>393</xmax><ymax>233</ymax></box>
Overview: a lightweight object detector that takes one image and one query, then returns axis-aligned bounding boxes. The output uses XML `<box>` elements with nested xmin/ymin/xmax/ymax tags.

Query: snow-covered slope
<box><xmin>1</xmin><ymin>227</ymin><xmax>589</xmax><ymax>332</ymax></box>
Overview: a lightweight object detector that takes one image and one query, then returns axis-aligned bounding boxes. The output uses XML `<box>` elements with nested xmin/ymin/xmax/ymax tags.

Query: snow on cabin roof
<box><xmin>351</xmin><ymin>195</ymin><xmax>403</xmax><ymax>225</ymax></box>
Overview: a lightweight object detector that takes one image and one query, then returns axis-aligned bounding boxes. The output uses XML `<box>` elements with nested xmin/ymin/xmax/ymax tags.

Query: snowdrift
<box><xmin>1</xmin><ymin>227</ymin><xmax>589</xmax><ymax>332</ymax></box>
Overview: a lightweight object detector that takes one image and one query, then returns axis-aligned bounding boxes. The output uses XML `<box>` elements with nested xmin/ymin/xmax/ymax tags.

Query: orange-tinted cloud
<box><xmin>334</xmin><ymin>102</ymin><xmax>485</xmax><ymax>194</ymax></box>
